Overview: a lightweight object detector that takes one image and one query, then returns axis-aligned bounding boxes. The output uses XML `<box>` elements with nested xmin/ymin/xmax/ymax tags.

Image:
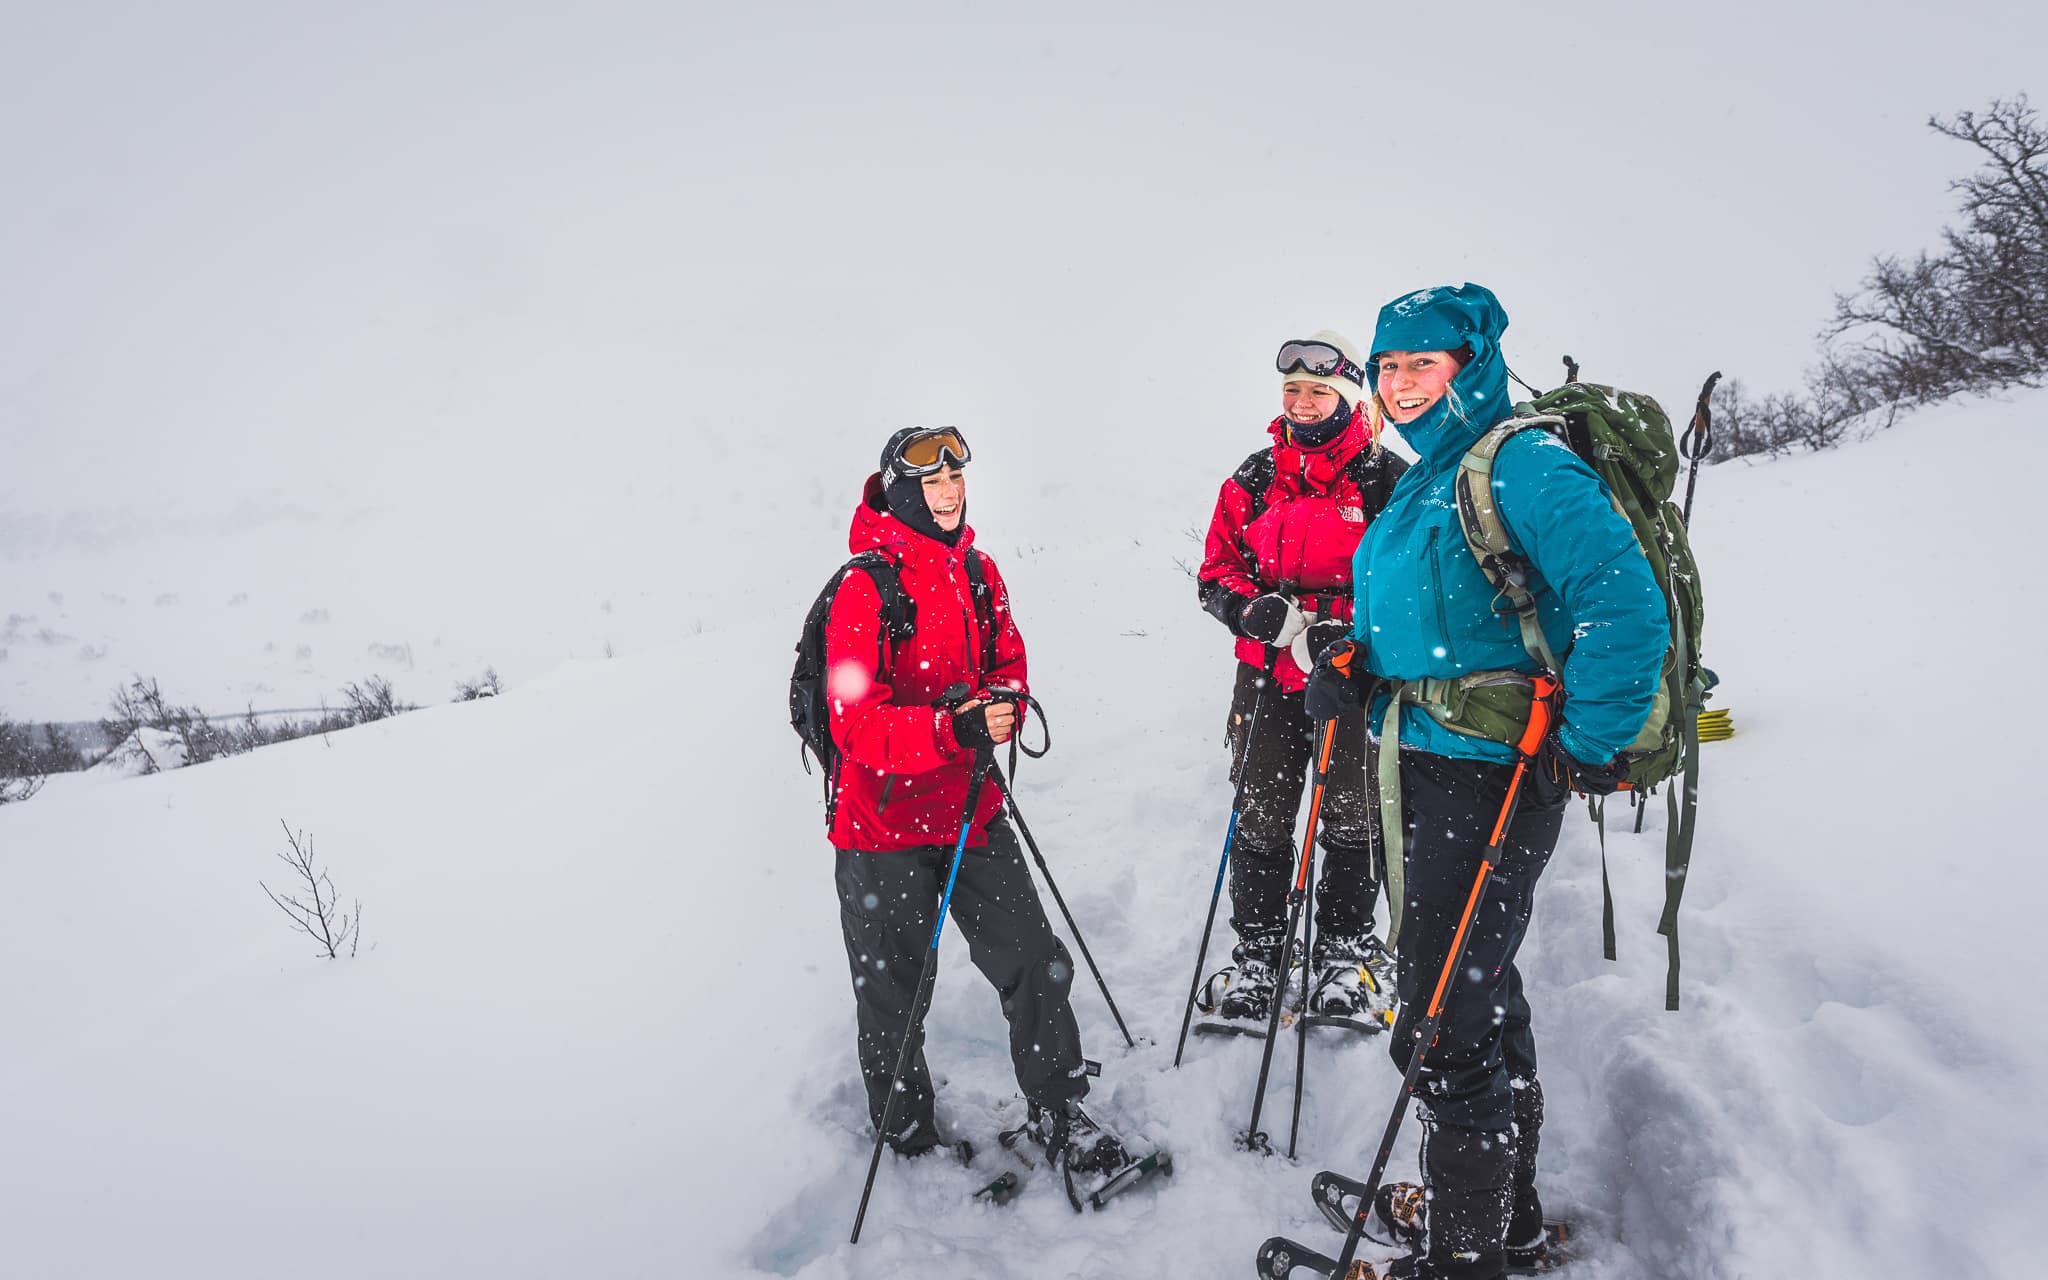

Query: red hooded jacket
<box><xmin>1197</xmin><ymin>410</ymin><xmax>1408</xmax><ymax>691</ymax></box>
<box><xmin>825</xmin><ymin>474</ymin><xmax>1027</xmax><ymax>852</ymax></box>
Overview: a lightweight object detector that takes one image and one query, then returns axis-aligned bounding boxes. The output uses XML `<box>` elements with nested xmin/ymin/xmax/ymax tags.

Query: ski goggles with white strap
<box><xmin>882</xmin><ymin>427</ymin><xmax>972</xmax><ymax>483</ymax></box>
<box><xmin>1275</xmin><ymin>340</ymin><xmax>1366</xmax><ymax>386</ymax></box>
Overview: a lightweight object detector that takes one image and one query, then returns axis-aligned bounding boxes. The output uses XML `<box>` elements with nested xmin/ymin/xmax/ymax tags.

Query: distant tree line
<box><xmin>1716</xmin><ymin>95</ymin><xmax>2047</xmax><ymax>459</ymax></box>
<box><xmin>0</xmin><ymin>666</ymin><xmax>502</xmax><ymax>799</ymax></box>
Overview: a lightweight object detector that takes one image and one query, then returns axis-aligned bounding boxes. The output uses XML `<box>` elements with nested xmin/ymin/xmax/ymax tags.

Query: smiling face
<box><xmin>921</xmin><ymin>464</ymin><xmax>966</xmax><ymax>532</ymax></box>
<box><xmin>1282</xmin><ymin>380</ymin><xmax>1343</xmax><ymax>425</ymax></box>
<box><xmin>1374</xmin><ymin>350</ymin><xmax>1463</xmax><ymax>425</ymax></box>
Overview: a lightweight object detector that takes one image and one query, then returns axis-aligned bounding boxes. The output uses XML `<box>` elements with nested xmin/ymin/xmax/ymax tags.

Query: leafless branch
<box><xmin>260</xmin><ymin>819</ymin><xmax>361</xmax><ymax>959</ymax></box>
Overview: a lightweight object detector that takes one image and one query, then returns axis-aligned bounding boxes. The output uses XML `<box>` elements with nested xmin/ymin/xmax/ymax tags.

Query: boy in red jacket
<box><xmin>825</xmin><ymin>427</ymin><xmax>1125</xmax><ymax>1174</ymax></box>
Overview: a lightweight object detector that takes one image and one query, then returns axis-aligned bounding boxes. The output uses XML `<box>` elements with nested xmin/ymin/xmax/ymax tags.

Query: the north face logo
<box><xmin>1338</xmin><ymin>505</ymin><xmax>1364</xmax><ymax>522</ymax></box>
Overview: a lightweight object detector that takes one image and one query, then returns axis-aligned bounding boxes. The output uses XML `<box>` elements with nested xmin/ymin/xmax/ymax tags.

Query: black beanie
<box><xmin>879</xmin><ymin>427</ymin><xmax>966</xmax><ymax>546</ymax></box>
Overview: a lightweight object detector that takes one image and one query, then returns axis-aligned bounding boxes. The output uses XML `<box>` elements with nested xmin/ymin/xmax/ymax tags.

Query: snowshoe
<box><xmin>1365</xmin><ymin>1179</ymin><xmax>1568</xmax><ymax>1274</ymax></box>
<box><xmin>1303</xmin><ymin>1172</ymin><xmax>1575</xmax><ymax>1276</ymax></box>
<box><xmin>1002</xmin><ymin>1098</ymin><xmax>1174</xmax><ymax>1212</ymax></box>
<box><xmin>1193</xmin><ymin>957</ymin><xmax>1311</xmax><ymax>1038</ymax></box>
<box><xmin>1305</xmin><ymin>936</ymin><xmax>1398</xmax><ymax>1033</ymax></box>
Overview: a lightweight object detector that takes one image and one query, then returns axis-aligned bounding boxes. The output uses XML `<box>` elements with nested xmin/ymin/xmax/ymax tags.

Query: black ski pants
<box><xmin>834</xmin><ymin>815</ymin><xmax>1087</xmax><ymax>1140</ymax></box>
<box><xmin>1224</xmin><ymin>663</ymin><xmax>1382</xmax><ymax>960</ymax></box>
<box><xmin>1386</xmin><ymin>748</ymin><xmax>1564</xmax><ymax>1136</ymax></box>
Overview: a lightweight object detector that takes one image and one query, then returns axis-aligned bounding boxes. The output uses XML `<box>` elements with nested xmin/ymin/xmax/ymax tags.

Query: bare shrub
<box><xmin>338</xmin><ymin>675</ymin><xmax>410</xmax><ymax>725</ymax></box>
<box><xmin>99</xmin><ymin>676</ymin><xmax>231</xmax><ymax>771</ymax></box>
<box><xmin>1718</xmin><ymin>96</ymin><xmax>2047</xmax><ymax>462</ymax></box>
<box><xmin>261</xmin><ymin>820</ymin><xmax>361</xmax><ymax>959</ymax></box>
<box><xmin>220</xmin><ymin>703</ymin><xmax>353</xmax><ymax>755</ymax></box>
<box><xmin>1</xmin><ymin>709</ymin><xmax>46</xmax><ymax>804</ymax></box>
<box><xmin>1831</xmin><ymin>96</ymin><xmax>2048</xmax><ymax>406</ymax></box>
<box><xmin>453</xmin><ymin>667</ymin><xmax>502</xmax><ymax>702</ymax></box>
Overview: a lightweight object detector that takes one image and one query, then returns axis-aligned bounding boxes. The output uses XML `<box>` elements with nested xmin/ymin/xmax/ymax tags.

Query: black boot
<box><xmin>1209</xmin><ymin>934</ymin><xmax>1285</xmax><ymax>1022</ymax></box>
<box><xmin>1417</xmin><ymin>1119</ymin><xmax>1515</xmax><ymax>1280</ymax></box>
<box><xmin>1505</xmin><ymin>1077</ymin><xmax>1547</xmax><ymax>1266</ymax></box>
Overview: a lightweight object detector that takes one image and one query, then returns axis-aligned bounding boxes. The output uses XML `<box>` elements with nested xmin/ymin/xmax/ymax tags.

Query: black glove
<box><xmin>1533</xmin><ymin>733</ymin><xmax>1627</xmax><ymax>802</ymax></box>
<box><xmin>950</xmin><ymin>703</ymin><xmax>999</xmax><ymax>753</ymax></box>
<box><xmin>1293</xmin><ymin>619</ymin><xmax>1351</xmax><ymax>670</ymax></box>
<box><xmin>1237</xmin><ymin>592</ymin><xmax>1304</xmax><ymax>645</ymax></box>
<box><xmin>1302</xmin><ymin>637</ymin><xmax>1365</xmax><ymax>722</ymax></box>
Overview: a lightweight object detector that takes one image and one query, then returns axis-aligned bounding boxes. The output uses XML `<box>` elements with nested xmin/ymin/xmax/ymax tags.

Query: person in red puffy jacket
<box><xmin>1195</xmin><ymin>332</ymin><xmax>1408</xmax><ymax>1026</ymax></box>
<box><xmin>824</xmin><ymin>426</ymin><xmax>1127</xmax><ymax>1173</ymax></box>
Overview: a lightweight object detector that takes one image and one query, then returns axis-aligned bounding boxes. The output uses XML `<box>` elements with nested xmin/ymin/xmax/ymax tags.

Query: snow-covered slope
<box><xmin>3</xmin><ymin>391</ymin><xmax>2042</xmax><ymax>1279</ymax></box>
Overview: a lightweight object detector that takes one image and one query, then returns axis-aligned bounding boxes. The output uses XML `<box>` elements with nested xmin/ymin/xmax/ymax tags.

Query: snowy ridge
<box><xmin>3</xmin><ymin>391</ymin><xmax>2043</xmax><ymax>1279</ymax></box>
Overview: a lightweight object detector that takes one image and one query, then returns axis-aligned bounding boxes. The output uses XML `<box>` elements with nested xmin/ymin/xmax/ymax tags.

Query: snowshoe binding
<box><xmin>1193</xmin><ymin>957</ymin><xmax>1278</xmax><ymax>1037</ymax></box>
<box><xmin>1193</xmin><ymin>955</ymin><xmax>1308</xmax><ymax>1039</ymax></box>
<box><xmin>1304</xmin><ymin>935</ymin><xmax>1398</xmax><ymax>1033</ymax></box>
<box><xmin>1003</xmin><ymin>1098</ymin><xmax>1173</xmax><ymax>1211</ymax></box>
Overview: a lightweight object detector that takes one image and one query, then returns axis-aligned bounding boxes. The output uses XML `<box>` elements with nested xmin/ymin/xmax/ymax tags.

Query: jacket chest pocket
<box><xmin>1423</xmin><ymin>526</ymin><xmax>1460</xmax><ymax>671</ymax></box>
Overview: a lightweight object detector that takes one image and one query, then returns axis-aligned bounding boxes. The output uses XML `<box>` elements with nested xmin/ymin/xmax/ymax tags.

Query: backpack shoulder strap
<box><xmin>1453</xmin><ymin>416</ymin><xmax>1565</xmax><ymax>673</ymax></box>
<box><xmin>842</xmin><ymin>551</ymin><xmax>916</xmax><ymax>670</ymax></box>
<box><xmin>962</xmin><ymin>549</ymin><xmax>998</xmax><ymax>673</ymax></box>
<box><xmin>1232</xmin><ymin>448</ymin><xmax>1277</xmax><ymax>522</ymax></box>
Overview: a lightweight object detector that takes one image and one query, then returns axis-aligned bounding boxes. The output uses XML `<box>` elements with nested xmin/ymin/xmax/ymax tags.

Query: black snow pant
<box><xmin>834</xmin><ymin>815</ymin><xmax>1087</xmax><ymax>1146</ymax></box>
<box><xmin>1224</xmin><ymin>662</ymin><xmax>1382</xmax><ymax>963</ymax></box>
<box><xmin>1386</xmin><ymin>748</ymin><xmax>1563</xmax><ymax>1279</ymax></box>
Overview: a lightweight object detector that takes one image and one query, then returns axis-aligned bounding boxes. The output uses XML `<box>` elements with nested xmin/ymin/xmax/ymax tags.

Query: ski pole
<box><xmin>1679</xmin><ymin>371</ymin><xmax>1721</xmax><ymax>529</ymax></box>
<box><xmin>1174</xmin><ymin>660</ymin><xmax>1277</xmax><ymax>1067</ymax></box>
<box><xmin>1286</xmin><ymin>830</ymin><xmax>1317</xmax><ymax>1159</ymax></box>
<box><xmin>1320</xmin><ymin>675</ymin><xmax>1559</xmax><ymax>1280</ymax></box>
<box><xmin>1242</xmin><ymin>706</ymin><xmax>1343</xmax><ymax>1153</ymax></box>
<box><xmin>989</xmin><ymin>760</ymin><xmax>1136</xmax><ymax>1050</ymax></box>
<box><xmin>850</xmin><ymin>750</ymin><xmax>994</xmax><ymax>1245</ymax></box>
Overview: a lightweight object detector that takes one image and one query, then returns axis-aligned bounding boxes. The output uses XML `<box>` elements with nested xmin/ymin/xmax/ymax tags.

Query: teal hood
<box><xmin>1368</xmin><ymin>283</ymin><xmax>1514</xmax><ymax>472</ymax></box>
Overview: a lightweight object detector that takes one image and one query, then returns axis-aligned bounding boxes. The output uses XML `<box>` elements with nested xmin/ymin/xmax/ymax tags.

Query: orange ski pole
<box><xmin>1275</xmin><ymin>673</ymin><xmax>1558</xmax><ymax>1280</ymax></box>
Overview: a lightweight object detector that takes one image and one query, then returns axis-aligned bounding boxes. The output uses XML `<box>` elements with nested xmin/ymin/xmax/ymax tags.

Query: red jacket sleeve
<box><xmin>1198</xmin><ymin>475</ymin><xmax>1263</xmax><ymax>630</ymax></box>
<box><xmin>824</xmin><ymin>569</ymin><xmax>954</xmax><ymax>776</ymax></box>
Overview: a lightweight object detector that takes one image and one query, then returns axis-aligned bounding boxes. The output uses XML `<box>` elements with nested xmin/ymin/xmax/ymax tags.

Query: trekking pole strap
<box><xmin>1678</xmin><ymin>371</ymin><xmax>1721</xmax><ymax>529</ymax></box>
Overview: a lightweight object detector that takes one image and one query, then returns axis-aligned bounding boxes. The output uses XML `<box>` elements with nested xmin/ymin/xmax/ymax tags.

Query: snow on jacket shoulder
<box><xmin>1196</xmin><ymin>409</ymin><xmax>1407</xmax><ymax>691</ymax></box>
<box><xmin>825</xmin><ymin>474</ymin><xmax>1025</xmax><ymax>852</ymax></box>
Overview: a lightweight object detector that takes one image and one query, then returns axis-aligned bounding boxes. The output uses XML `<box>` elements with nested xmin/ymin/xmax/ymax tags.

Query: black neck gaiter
<box><xmin>1284</xmin><ymin>396</ymin><xmax>1353</xmax><ymax>450</ymax></box>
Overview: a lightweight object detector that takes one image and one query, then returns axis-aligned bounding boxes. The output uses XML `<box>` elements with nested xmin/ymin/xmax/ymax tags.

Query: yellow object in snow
<box><xmin>1698</xmin><ymin>707</ymin><xmax>1734</xmax><ymax>742</ymax></box>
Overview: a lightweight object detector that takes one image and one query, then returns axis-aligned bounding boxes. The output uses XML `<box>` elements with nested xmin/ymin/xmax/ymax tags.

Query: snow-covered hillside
<box><xmin>3</xmin><ymin>391</ymin><xmax>2042</xmax><ymax>1280</ymax></box>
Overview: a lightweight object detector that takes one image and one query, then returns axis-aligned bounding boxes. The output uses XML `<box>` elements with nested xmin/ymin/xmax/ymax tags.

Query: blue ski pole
<box><xmin>1174</xmin><ymin>661</ymin><xmax>1276</xmax><ymax>1067</ymax></box>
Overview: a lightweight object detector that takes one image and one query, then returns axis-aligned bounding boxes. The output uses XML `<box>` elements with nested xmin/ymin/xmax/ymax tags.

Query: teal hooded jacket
<box><xmin>1352</xmin><ymin>284</ymin><xmax>1668</xmax><ymax>765</ymax></box>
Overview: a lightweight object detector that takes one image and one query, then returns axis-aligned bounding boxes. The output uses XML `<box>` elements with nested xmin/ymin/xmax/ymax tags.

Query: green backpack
<box><xmin>1452</xmin><ymin>382</ymin><xmax>1708</xmax><ymax>1010</ymax></box>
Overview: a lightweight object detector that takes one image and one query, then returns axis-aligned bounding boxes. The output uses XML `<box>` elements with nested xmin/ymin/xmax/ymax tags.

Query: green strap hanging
<box><xmin>1377</xmin><ymin>690</ymin><xmax>1409</xmax><ymax>950</ymax></box>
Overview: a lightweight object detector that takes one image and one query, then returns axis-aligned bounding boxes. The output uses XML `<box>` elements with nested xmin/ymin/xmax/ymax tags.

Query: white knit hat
<box><xmin>1277</xmin><ymin>329</ymin><xmax>1369</xmax><ymax>408</ymax></box>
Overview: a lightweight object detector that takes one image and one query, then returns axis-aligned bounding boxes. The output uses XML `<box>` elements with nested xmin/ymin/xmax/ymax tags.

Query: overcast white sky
<box><xmin>2</xmin><ymin>0</ymin><xmax>2041</xmax><ymax>716</ymax></box>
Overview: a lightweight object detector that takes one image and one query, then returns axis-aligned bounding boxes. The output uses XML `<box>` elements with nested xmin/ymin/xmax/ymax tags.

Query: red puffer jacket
<box><xmin>825</xmin><ymin>474</ymin><xmax>1027</xmax><ymax>852</ymax></box>
<box><xmin>1197</xmin><ymin>410</ymin><xmax>1408</xmax><ymax>690</ymax></box>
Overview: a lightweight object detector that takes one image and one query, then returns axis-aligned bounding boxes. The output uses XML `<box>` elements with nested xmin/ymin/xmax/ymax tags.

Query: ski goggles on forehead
<box><xmin>888</xmin><ymin>427</ymin><xmax>972</xmax><ymax>477</ymax></box>
<box><xmin>1276</xmin><ymin>340</ymin><xmax>1366</xmax><ymax>386</ymax></box>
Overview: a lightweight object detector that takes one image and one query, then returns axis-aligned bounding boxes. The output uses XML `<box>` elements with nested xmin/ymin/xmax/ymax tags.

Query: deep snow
<box><xmin>3</xmin><ymin>390</ymin><xmax>2043</xmax><ymax>1279</ymax></box>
